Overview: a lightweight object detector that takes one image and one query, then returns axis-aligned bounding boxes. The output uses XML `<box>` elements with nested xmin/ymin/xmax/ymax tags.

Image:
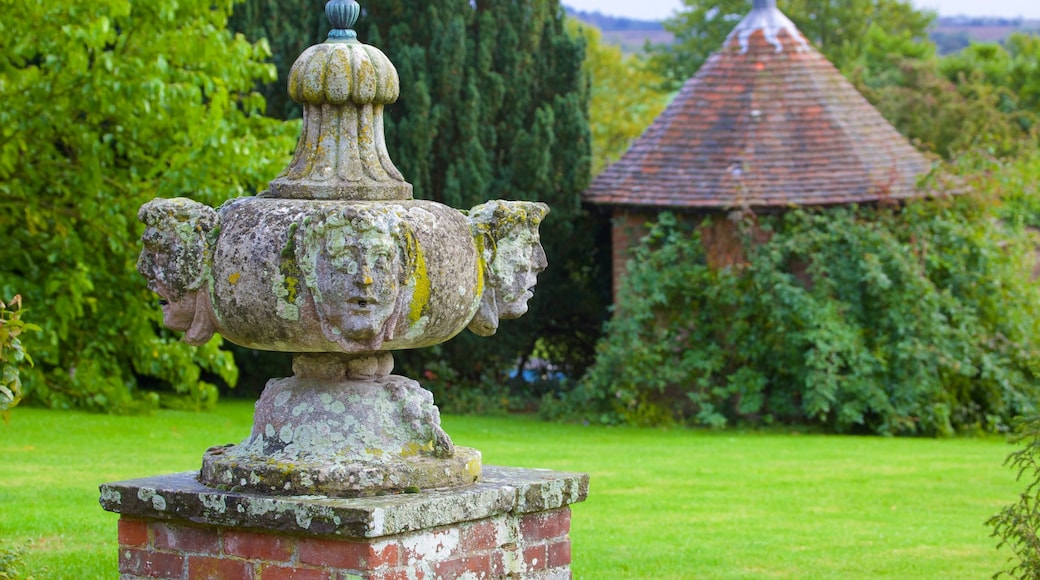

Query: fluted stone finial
<box><xmin>265</xmin><ymin>0</ymin><xmax>410</xmax><ymax>201</ymax></box>
<box><xmin>326</xmin><ymin>0</ymin><xmax>361</xmax><ymax>42</ymax></box>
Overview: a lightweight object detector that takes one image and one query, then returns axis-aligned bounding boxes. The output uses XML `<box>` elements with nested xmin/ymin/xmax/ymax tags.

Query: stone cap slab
<box><xmin>99</xmin><ymin>465</ymin><xmax>588</xmax><ymax>539</ymax></box>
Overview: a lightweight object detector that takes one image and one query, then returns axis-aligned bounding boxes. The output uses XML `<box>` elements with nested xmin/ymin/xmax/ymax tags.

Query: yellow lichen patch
<box><xmin>283</xmin><ymin>276</ymin><xmax>299</xmax><ymax>304</ymax></box>
<box><xmin>228</xmin><ymin>272</ymin><xmax>241</xmax><ymax>285</ymax></box>
<box><xmin>366</xmin><ymin>448</ymin><xmax>384</xmax><ymax>459</ymax></box>
<box><xmin>399</xmin><ymin>440</ymin><xmax>433</xmax><ymax>458</ymax></box>
<box><xmin>473</xmin><ymin>235</ymin><xmax>487</xmax><ymax>298</ymax></box>
<box><xmin>406</xmin><ymin>233</ymin><xmax>432</xmax><ymax>326</ymax></box>
<box><xmin>466</xmin><ymin>457</ymin><xmax>482</xmax><ymax>479</ymax></box>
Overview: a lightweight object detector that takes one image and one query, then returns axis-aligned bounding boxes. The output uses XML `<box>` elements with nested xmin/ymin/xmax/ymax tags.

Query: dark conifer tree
<box><xmin>227</xmin><ymin>0</ymin><xmax>326</xmax><ymax>119</ymax></box>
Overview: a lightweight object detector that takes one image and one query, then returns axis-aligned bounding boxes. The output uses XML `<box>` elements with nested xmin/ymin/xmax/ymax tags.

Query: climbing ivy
<box><xmin>563</xmin><ymin>189</ymin><xmax>1040</xmax><ymax>435</ymax></box>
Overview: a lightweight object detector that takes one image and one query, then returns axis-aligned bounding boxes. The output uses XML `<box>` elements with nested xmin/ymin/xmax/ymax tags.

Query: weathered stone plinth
<box><xmin>100</xmin><ymin>466</ymin><xmax>588</xmax><ymax>579</ymax></box>
<box><xmin>199</xmin><ymin>353</ymin><xmax>482</xmax><ymax>498</ymax></box>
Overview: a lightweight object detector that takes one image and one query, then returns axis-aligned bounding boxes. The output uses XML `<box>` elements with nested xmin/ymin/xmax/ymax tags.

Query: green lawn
<box><xmin>0</xmin><ymin>401</ymin><xmax>1021</xmax><ymax>578</ymax></box>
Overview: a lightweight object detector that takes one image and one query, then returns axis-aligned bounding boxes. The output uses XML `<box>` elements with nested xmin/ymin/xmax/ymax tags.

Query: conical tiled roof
<box><xmin>584</xmin><ymin>0</ymin><xmax>931</xmax><ymax>209</ymax></box>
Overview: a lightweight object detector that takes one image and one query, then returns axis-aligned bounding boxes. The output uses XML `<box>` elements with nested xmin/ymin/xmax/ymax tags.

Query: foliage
<box><xmin>843</xmin><ymin>28</ymin><xmax>1040</xmax><ymax>160</ymax></box>
<box><xmin>569</xmin><ymin>20</ymin><xmax>672</xmax><ymax>176</ymax></box>
<box><xmin>0</xmin><ymin>540</ymin><xmax>35</xmax><ymax>580</ymax></box>
<box><xmin>227</xmin><ymin>0</ymin><xmax>325</xmax><ymax>119</ymax></box>
<box><xmin>648</xmin><ymin>0</ymin><xmax>933</xmax><ymax>90</ymax></box>
<box><xmin>0</xmin><ymin>0</ymin><xmax>297</xmax><ymax>412</ymax></box>
<box><xmin>989</xmin><ymin>416</ymin><xmax>1040</xmax><ymax>578</ymax></box>
<box><xmin>571</xmin><ymin>187</ymin><xmax>1040</xmax><ymax>435</ymax></box>
<box><xmin>940</xmin><ymin>34</ymin><xmax>1040</xmax><ymax>135</ymax></box>
<box><xmin>0</xmin><ymin>297</ymin><xmax>39</xmax><ymax>422</ymax></box>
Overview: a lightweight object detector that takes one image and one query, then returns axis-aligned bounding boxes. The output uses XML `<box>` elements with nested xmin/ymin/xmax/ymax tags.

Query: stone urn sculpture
<box><xmin>135</xmin><ymin>0</ymin><xmax>549</xmax><ymax>498</ymax></box>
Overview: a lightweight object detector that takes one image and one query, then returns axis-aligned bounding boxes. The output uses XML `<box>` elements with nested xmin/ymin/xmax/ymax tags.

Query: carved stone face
<box><xmin>490</xmin><ymin>228</ymin><xmax>548</xmax><ymax>319</ymax></box>
<box><xmin>315</xmin><ymin>228</ymin><xmax>401</xmax><ymax>343</ymax></box>
<box><xmin>136</xmin><ymin>199</ymin><xmax>214</xmax><ymax>334</ymax></box>
<box><xmin>466</xmin><ymin>201</ymin><xmax>550</xmax><ymax>336</ymax></box>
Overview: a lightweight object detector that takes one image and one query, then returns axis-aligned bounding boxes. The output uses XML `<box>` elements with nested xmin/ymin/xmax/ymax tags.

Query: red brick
<box><xmin>547</xmin><ymin>540</ymin><xmax>572</xmax><ymax>568</ymax></box>
<box><xmin>258</xmin><ymin>564</ymin><xmax>332</xmax><ymax>580</ymax></box>
<box><xmin>225</xmin><ymin>530</ymin><xmax>294</xmax><ymax>562</ymax></box>
<box><xmin>460</xmin><ymin>519</ymin><xmax>499</xmax><ymax>552</ymax></box>
<box><xmin>187</xmin><ymin>555</ymin><xmax>255</xmax><ymax>579</ymax></box>
<box><xmin>152</xmin><ymin>521</ymin><xmax>221</xmax><ymax>554</ymax></box>
<box><xmin>298</xmin><ymin>537</ymin><xmax>398</xmax><ymax>570</ymax></box>
<box><xmin>492</xmin><ymin>546</ymin><xmax>520</xmax><ymax>577</ymax></box>
<box><xmin>520</xmin><ymin>509</ymin><xmax>571</xmax><ymax>543</ymax></box>
<box><xmin>120</xmin><ymin>547</ymin><xmax>185</xmax><ymax>578</ymax></box>
<box><xmin>433</xmin><ymin>555</ymin><xmax>492</xmax><ymax>578</ymax></box>
<box><xmin>119</xmin><ymin>517</ymin><xmax>150</xmax><ymax>548</ymax></box>
<box><xmin>522</xmin><ymin>544</ymin><xmax>547</xmax><ymax>571</ymax></box>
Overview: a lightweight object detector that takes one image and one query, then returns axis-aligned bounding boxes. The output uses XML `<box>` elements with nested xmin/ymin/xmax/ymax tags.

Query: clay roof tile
<box><xmin>584</xmin><ymin>0</ymin><xmax>931</xmax><ymax>210</ymax></box>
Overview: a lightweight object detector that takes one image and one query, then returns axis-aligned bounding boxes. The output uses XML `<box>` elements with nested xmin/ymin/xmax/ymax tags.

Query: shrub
<box><xmin>573</xmin><ymin>191</ymin><xmax>1040</xmax><ymax>435</ymax></box>
<box><xmin>988</xmin><ymin>416</ymin><xmax>1040</xmax><ymax>578</ymax></box>
<box><xmin>0</xmin><ymin>296</ymin><xmax>39</xmax><ymax>422</ymax></box>
<box><xmin>0</xmin><ymin>539</ymin><xmax>35</xmax><ymax>580</ymax></box>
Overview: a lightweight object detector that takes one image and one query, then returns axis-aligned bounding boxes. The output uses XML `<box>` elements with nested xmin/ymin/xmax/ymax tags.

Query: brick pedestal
<box><xmin>100</xmin><ymin>466</ymin><xmax>588</xmax><ymax>580</ymax></box>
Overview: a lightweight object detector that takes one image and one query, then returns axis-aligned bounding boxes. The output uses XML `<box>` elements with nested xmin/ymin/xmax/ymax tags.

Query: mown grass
<box><xmin>0</xmin><ymin>401</ymin><xmax>1021</xmax><ymax>578</ymax></box>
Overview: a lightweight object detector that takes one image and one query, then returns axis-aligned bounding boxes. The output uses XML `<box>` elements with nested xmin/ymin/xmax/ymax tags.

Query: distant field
<box><xmin>1</xmin><ymin>402</ymin><xmax>1024</xmax><ymax>578</ymax></box>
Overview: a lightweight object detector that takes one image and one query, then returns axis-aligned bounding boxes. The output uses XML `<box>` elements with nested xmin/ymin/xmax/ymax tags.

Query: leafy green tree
<box><xmin>0</xmin><ymin>0</ymin><xmax>296</xmax><ymax>411</ymax></box>
<box><xmin>570</xmin><ymin>20</ymin><xmax>672</xmax><ymax>176</ymax></box>
<box><xmin>841</xmin><ymin>26</ymin><xmax>1037</xmax><ymax>159</ymax></box>
<box><xmin>940</xmin><ymin>34</ymin><xmax>1040</xmax><ymax>135</ymax></box>
<box><xmin>649</xmin><ymin>0</ymin><xmax>933</xmax><ymax>90</ymax></box>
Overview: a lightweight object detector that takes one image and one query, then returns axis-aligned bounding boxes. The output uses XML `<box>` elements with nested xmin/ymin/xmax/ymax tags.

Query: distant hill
<box><xmin>564</xmin><ymin>5</ymin><xmax>1040</xmax><ymax>55</ymax></box>
<box><xmin>565</xmin><ymin>7</ymin><xmax>672</xmax><ymax>53</ymax></box>
<box><xmin>931</xmin><ymin>16</ymin><xmax>1040</xmax><ymax>53</ymax></box>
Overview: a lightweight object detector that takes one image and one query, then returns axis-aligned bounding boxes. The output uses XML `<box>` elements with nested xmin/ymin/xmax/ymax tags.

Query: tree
<box><xmin>648</xmin><ymin>0</ymin><xmax>934</xmax><ymax>90</ymax></box>
<box><xmin>227</xmin><ymin>0</ymin><xmax>326</xmax><ymax>119</ymax></box>
<box><xmin>569</xmin><ymin>20</ymin><xmax>672</xmax><ymax>176</ymax></box>
<box><xmin>0</xmin><ymin>0</ymin><xmax>297</xmax><ymax>411</ymax></box>
<box><xmin>939</xmin><ymin>34</ymin><xmax>1040</xmax><ymax>136</ymax></box>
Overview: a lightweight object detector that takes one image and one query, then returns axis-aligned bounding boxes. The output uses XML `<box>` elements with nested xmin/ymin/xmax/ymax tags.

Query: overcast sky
<box><xmin>563</xmin><ymin>0</ymin><xmax>1040</xmax><ymax>20</ymax></box>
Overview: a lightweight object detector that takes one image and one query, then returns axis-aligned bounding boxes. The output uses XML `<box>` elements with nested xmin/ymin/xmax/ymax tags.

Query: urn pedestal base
<box><xmin>100</xmin><ymin>466</ymin><xmax>589</xmax><ymax>580</ymax></box>
<box><xmin>197</xmin><ymin>353</ymin><xmax>481</xmax><ymax>497</ymax></box>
